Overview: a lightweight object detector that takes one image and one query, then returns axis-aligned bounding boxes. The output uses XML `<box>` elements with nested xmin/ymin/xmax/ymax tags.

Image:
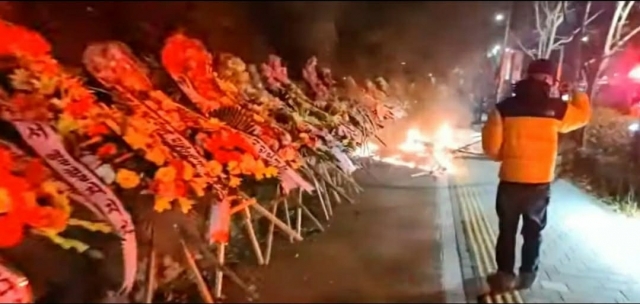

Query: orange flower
<box><xmin>0</xmin><ymin>21</ymin><xmax>51</xmax><ymax>57</ymax></box>
<box><xmin>23</xmin><ymin>206</ymin><xmax>68</xmax><ymax>233</ymax></box>
<box><xmin>0</xmin><ymin>214</ymin><xmax>25</xmax><ymax>248</ymax></box>
<box><xmin>86</xmin><ymin>124</ymin><xmax>110</xmax><ymax>137</ymax></box>
<box><xmin>96</xmin><ymin>143</ymin><xmax>117</xmax><ymax>158</ymax></box>
<box><xmin>24</xmin><ymin>159</ymin><xmax>47</xmax><ymax>185</ymax></box>
<box><xmin>64</xmin><ymin>97</ymin><xmax>93</xmax><ymax>118</ymax></box>
<box><xmin>0</xmin><ymin>149</ymin><xmax>13</xmax><ymax>170</ymax></box>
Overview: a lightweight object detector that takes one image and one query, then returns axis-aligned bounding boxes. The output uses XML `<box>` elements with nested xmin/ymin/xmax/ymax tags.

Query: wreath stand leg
<box><xmin>180</xmin><ymin>238</ymin><xmax>215</xmax><ymax>303</ymax></box>
<box><xmin>214</xmin><ymin>243</ymin><xmax>225</xmax><ymax>299</ymax></box>
<box><xmin>263</xmin><ymin>199</ymin><xmax>280</xmax><ymax>265</ymax></box>
<box><xmin>192</xmin><ymin>243</ymin><xmax>257</xmax><ymax>299</ymax></box>
<box><xmin>320</xmin><ymin>180</ymin><xmax>334</xmax><ymax>215</ymax></box>
<box><xmin>300</xmin><ymin>203</ymin><xmax>324</xmax><ymax>232</ymax></box>
<box><xmin>242</xmin><ymin>207</ymin><xmax>265</xmax><ymax>265</ymax></box>
<box><xmin>295</xmin><ymin>190</ymin><xmax>303</xmax><ymax>236</ymax></box>
<box><xmin>143</xmin><ymin>227</ymin><xmax>157</xmax><ymax>303</ymax></box>
<box><xmin>312</xmin><ymin>175</ymin><xmax>331</xmax><ymax>220</ymax></box>
<box><xmin>250</xmin><ymin>203</ymin><xmax>303</xmax><ymax>241</ymax></box>
<box><xmin>283</xmin><ymin>196</ymin><xmax>295</xmax><ymax>243</ymax></box>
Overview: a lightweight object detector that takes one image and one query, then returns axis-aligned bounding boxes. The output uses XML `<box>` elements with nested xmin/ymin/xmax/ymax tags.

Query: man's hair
<box><xmin>529</xmin><ymin>73</ymin><xmax>554</xmax><ymax>85</ymax></box>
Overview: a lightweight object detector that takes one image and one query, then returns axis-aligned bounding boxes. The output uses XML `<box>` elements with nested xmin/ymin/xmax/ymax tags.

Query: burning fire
<box><xmin>354</xmin><ymin>123</ymin><xmax>458</xmax><ymax>175</ymax></box>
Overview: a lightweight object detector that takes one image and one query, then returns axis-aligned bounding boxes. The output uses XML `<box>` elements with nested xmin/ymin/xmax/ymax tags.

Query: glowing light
<box><xmin>495</xmin><ymin>13</ymin><xmax>505</xmax><ymax>22</ymax></box>
<box><xmin>353</xmin><ymin>142</ymin><xmax>379</xmax><ymax>157</ymax></box>
<box><xmin>351</xmin><ymin>123</ymin><xmax>480</xmax><ymax>177</ymax></box>
<box><xmin>563</xmin><ymin>200</ymin><xmax>640</xmax><ymax>280</ymax></box>
<box><xmin>629</xmin><ymin>65</ymin><xmax>640</xmax><ymax>82</ymax></box>
<box><xmin>629</xmin><ymin>122</ymin><xmax>639</xmax><ymax>132</ymax></box>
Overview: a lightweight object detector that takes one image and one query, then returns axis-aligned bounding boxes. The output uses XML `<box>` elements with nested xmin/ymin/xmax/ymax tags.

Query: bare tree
<box><xmin>587</xmin><ymin>1</ymin><xmax>640</xmax><ymax>97</ymax></box>
<box><xmin>514</xmin><ymin>1</ymin><xmax>601</xmax><ymax>59</ymax></box>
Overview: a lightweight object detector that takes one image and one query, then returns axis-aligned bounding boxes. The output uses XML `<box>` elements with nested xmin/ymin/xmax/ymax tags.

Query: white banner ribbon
<box><xmin>9</xmin><ymin>120</ymin><xmax>137</xmax><ymax>294</ymax></box>
<box><xmin>0</xmin><ymin>264</ymin><xmax>31</xmax><ymax>303</ymax></box>
<box><xmin>330</xmin><ymin>146</ymin><xmax>357</xmax><ymax>174</ymax></box>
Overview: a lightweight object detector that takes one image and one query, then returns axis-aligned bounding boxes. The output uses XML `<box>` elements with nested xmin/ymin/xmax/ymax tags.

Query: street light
<box><xmin>495</xmin><ymin>13</ymin><xmax>505</xmax><ymax>22</ymax></box>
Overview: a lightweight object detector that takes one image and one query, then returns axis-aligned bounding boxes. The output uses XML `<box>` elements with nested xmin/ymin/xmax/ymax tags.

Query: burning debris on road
<box><xmin>354</xmin><ymin>124</ymin><xmax>481</xmax><ymax>177</ymax></box>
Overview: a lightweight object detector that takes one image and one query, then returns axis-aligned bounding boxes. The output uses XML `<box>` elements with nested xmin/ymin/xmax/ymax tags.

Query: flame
<box><xmin>355</xmin><ymin>123</ymin><xmax>458</xmax><ymax>175</ymax></box>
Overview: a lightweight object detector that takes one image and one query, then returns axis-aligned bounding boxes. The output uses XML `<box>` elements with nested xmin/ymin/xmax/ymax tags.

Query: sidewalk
<box><xmin>450</xmin><ymin>158</ymin><xmax>640</xmax><ymax>303</ymax></box>
<box><xmin>242</xmin><ymin>163</ymin><xmax>460</xmax><ymax>303</ymax></box>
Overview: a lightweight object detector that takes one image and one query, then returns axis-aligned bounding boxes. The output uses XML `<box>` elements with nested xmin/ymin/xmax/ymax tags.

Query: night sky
<box><xmin>4</xmin><ymin>1</ymin><xmax>505</xmax><ymax>80</ymax></box>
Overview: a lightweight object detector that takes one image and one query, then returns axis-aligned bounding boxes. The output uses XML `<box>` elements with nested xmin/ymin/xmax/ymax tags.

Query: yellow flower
<box><xmin>56</xmin><ymin>114</ymin><xmax>79</xmax><ymax>137</ymax></box>
<box><xmin>0</xmin><ymin>188</ymin><xmax>11</xmax><ymax>213</ymax></box>
<box><xmin>182</xmin><ymin>163</ymin><xmax>195</xmax><ymax>181</ymax></box>
<box><xmin>264</xmin><ymin>166</ymin><xmax>279</xmax><ymax>178</ymax></box>
<box><xmin>155</xmin><ymin>166</ymin><xmax>177</xmax><ymax>183</ymax></box>
<box><xmin>252</xmin><ymin>160</ymin><xmax>267</xmax><ymax>180</ymax></box>
<box><xmin>41</xmin><ymin>181</ymin><xmax>71</xmax><ymax>214</ymax></box>
<box><xmin>207</xmin><ymin>118</ymin><xmax>224</xmax><ymax>130</ymax></box>
<box><xmin>123</xmin><ymin>130</ymin><xmax>149</xmax><ymax>150</ymax></box>
<box><xmin>239</xmin><ymin>154</ymin><xmax>257</xmax><ymax>175</ymax></box>
<box><xmin>177</xmin><ymin>197</ymin><xmax>194</xmax><ymax>214</ymax></box>
<box><xmin>227</xmin><ymin>161</ymin><xmax>241</xmax><ymax>175</ymax></box>
<box><xmin>36</xmin><ymin>75</ymin><xmax>59</xmax><ymax>95</ymax></box>
<box><xmin>252</xmin><ymin>113</ymin><xmax>265</xmax><ymax>123</ymax></box>
<box><xmin>115</xmin><ymin>169</ymin><xmax>141</xmax><ymax>189</ymax></box>
<box><xmin>189</xmin><ymin>178</ymin><xmax>207</xmax><ymax>197</ymax></box>
<box><xmin>206</xmin><ymin>160</ymin><xmax>223</xmax><ymax>177</ymax></box>
<box><xmin>154</xmin><ymin>196</ymin><xmax>172</xmax><ymax>213</ymax></box>
<box><xmin>145</xmin><ymin>147</ymin><xmax>167</xmax><ymax>166</ymax></box>
<box><xmin>229</xmin><ymin>176</ymin><xmax>242</xmax><ymax>188</ymax></box>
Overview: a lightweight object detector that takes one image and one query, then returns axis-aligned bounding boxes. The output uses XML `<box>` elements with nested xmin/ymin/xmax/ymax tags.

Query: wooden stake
<box><xmin>312</xmin><ymin>175</ymin><xmax>330</xmax><ymax>221</ymax></box>
<box><xmin>321</xmin><ymin>180</ymin><xmax>334</xmax><ymax>216</ymax></box>
<box><xmin>283</xmin><ymin>196</ymin><xmax>294</xmax><ymax>243</ymax></box>
<box><xmin>301</xmin><ymin>203</ymin><xmax>324</xmax><ymax>232</ymax></box>
<box><xmin>250</xmin><ymin>203</ymin><xmax>303</xmax><ymax>242</ymax></box>
<box><xmin>264</xmin><ymin>200</ymin><xmax>279</xmax><ymax>265</ymax></box>
<box><xmin>143</xmin><ymin>228</ymin><xmax>157</xmax><ymax>303</ymax></box>
<box><xmin>214</xmin><ymin>244</ymin><xmax>225</xmax><ymax>299</ymax></box>
<box><xmin>179</xmin><ymin>238</ymin><xmax>215</xmax><ymax>303</ymax></box>
<box><xmin>192</xmin><ymin>242</ymin><xmax>257</xmax><ymax>298</ymax></box>
<box><xmin>242</xmin><ymin>208</ymin><xmax>265</xmax><ymax>265</ymax></box>
<box><xmin>296</xmin><ymin>190</ymin><xmax>303</xmax><ymax>235</ymax></box>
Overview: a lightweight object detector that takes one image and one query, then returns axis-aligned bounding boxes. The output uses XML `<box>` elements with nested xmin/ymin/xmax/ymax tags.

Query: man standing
<box><xmin>481</xmin><ymin>59</ymin><xmax>591</xmax><ymax>291</ymax></box>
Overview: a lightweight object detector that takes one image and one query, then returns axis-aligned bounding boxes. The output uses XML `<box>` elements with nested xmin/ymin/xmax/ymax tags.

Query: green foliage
<box><xmin>563</xmin><ymin>106</ymin><xmax>640</xmax><ymax>215</ymax></box>
<box><xmin>584</xmin><ymin>106</ymin><xmax>635</xmax><ymax>156</ymax></box>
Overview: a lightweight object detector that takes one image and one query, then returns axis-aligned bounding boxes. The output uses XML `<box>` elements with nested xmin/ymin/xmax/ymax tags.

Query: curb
<box><xmin>437</xmin><ymin>176</ymin><xmax>467</xmax><ymax>303</ymax></box>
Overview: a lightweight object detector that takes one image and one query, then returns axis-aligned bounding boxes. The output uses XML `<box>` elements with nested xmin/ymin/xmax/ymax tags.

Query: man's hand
<box><xmin>559</xmin><ymin>82</ymin><xmax>572</xmax><ymax>95</ymax></box>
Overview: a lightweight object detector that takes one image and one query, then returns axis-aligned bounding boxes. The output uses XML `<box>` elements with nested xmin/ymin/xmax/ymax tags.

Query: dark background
<box><xmin>1</xmin><ymin>1</ymin><xmax>505</xmax><ymax>81</ymax></box>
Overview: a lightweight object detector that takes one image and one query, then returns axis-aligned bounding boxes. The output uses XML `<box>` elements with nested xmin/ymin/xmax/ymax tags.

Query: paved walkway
<box><xmin>244</xmin><ymin>163</ymin><xmax>464</xmax><ymax>303</ymax></box>
<box><xmin>450</xmin><ymin>157</ymin><xmax>640</xmax><ymax>303</ymax></box>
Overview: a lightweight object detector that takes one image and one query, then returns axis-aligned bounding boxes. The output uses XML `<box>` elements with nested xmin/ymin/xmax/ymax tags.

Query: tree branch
<box><xmin>549</xmin><ymin>9</ymin><xmax>603</xmax><ymax>50</ymax></box>
<box><xmin>510</xmin><ymin>31</ymin><xmax>537</xmax><ymax>59</ymax></box>
<box><xmin>612</xmin><ymin>24</ymin><xmax>640</xmax><ymax>52</ymax></box>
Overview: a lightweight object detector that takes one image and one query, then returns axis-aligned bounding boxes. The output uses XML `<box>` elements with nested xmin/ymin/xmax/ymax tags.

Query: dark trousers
<box><xmin>495</xmin><ymin>181</ymin><xmax>550</xmax><ymax>275</ymax></box>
